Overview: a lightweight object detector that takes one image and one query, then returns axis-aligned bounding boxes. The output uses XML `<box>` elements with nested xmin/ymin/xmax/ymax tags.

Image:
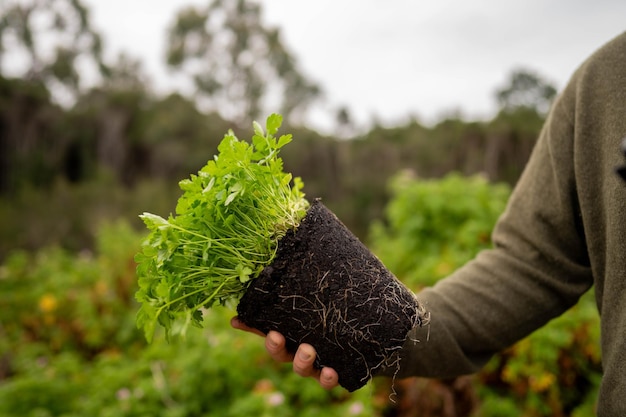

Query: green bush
<box><xmin>369</xmin><ymin>172</ymin><xmax>601</xmax><ymax>416</ymax></box>
<box><xmin>370</xmin><ymin>171</ymin><xmax>510</xmax><ymax>289</ymax></box>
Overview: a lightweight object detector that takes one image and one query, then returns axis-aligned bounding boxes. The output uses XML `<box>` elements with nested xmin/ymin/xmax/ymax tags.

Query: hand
<box><xmin>231</xmin><ymin>316</ymin><xmax>339</xmax><ymax>390</ymax></box>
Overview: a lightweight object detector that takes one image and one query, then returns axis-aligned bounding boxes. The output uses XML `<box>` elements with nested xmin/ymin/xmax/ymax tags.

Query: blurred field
<box><xmin>0</xmin><ymin>174</ymin><xmax>601</xmax><ymax>417</ymax></box>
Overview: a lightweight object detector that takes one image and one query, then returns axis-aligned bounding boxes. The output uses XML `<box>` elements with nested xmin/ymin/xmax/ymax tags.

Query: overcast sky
<box><xmin>86</xmin><ymin>0</ymin><xmax>626</xmax><ymax>131</ymax></box>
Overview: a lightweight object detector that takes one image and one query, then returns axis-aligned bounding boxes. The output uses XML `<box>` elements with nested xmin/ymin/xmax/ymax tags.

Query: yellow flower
<box><xmin>529</xmin><ymin>372</ymin><xmax>556</xmax><ymax>393</ymax></box>
<box><xmin>38</xmin><ymin>294</ymin><xmax>58</xmax><ymax>313</ymax></box>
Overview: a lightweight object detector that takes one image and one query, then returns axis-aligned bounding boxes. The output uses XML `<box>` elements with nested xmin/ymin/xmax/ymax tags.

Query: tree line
<box><xmin>0</xmin><ymin>0</ymin><xmax>556</xmax><ymax>255</ymax></box>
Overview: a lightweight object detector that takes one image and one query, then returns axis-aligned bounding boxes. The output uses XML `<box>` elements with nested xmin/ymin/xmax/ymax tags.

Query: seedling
<box><xmin>136</xmin><ymin>114</ymin><xmax>429</xmax><ymax>391</ymax></box>
<box><xmin>136</xmin><ymin>114</ymin><xmax>308</xmax><ymax>341</ymax></box>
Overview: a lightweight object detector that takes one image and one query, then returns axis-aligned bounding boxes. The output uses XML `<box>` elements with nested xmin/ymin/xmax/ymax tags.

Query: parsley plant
<box><xmin>135</xmin><ymin>114</ymin><xmax>308</xmax><ymax>341</ymax></box>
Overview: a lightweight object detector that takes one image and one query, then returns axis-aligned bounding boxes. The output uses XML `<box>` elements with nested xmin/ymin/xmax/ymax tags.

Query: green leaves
<box><xmin>140</xmin><ymin>212</ymin><xmax>169</xmax><ymax>229</ymax></box>
<box><xmin>266</xmin><ymin>113</ymin><xmax>282</xmax><ymax>135</ymax></box>
<box><xmin>370</xmin><ymin>173</ymin><xmax>511</xmax><ymax>288</ymax></box>
<box><xmin>135</xmin><ymin>114</ymin><xmax>308</xmax><ymax>341</ymax></box>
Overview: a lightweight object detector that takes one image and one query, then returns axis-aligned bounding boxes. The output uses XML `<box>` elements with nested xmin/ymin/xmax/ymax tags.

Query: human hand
<box><xmin>231</xmin><ymin>316</ymin><xmax>339</xmax><ymax>390</ymax></box>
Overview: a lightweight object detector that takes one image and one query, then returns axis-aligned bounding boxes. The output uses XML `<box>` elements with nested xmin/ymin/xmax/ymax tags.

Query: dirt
<box><xmin>237</xmin><ymin>199</ymin><xmax>429</xmax><ymax>392</ymax></box>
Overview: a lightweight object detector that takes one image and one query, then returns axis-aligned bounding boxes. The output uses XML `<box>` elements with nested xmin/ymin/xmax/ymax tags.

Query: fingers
<box><xmin>293</xmin><ymin>343</ymin><xmax>317</xmax><ymax>377</ymax></box>
<box><xmin>265</xmin><ymin>331</ymin><xmax>295</xmax><ymax>363</ymax></box>
<box><xmin>294</xmin><ymin>344</ymin><xmax>340</xmax><ymax>390</ymax></box>
<box><xmin>319</xmin><ymin>367</ymin><xmax>340</xmax><ymax>390</ymax></box>
<box><xmin>230</xmin><ymin>316</ymin><xmax>265</xmax><ymax>337</ymax></box>
<box><xmin>231</xmin><ymin>317</ymin><xmax>295</xmax><ymax>363</ymax></box>
<box><xmin>231</xmin><ymin>317</ymin><xmax>339</xmax><ymax>390</ymax></box>
<box><xmin>231</xmin><ymin>318</ymin><xmax>295</xmax><ymax>362</ymax></box>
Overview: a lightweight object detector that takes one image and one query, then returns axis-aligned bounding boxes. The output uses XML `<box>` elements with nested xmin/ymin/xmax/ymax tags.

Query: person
<box><xmin>232</xmin><ymin>30</ymin><xmax>626</xmax><ymax>416</ymax></box>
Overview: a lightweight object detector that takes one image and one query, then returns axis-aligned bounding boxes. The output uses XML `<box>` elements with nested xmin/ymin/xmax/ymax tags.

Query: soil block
<box><xmin>237</xmin><ymin>199</ymin><xmax>429</xmax><ymax>392</ymax></box>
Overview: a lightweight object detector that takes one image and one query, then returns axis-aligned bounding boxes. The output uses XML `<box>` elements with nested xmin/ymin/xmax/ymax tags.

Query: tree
<box><xmin>166</xmin><ymin>0</ymin><xmax>321</xmax><ymax>125</ymax></box>
<box><xmin>486</xmin><ymin>68</ymin><xmax>556</xmax><ymax>183</ymax></box>
<box><xmin>495</xmin><ymin>68</ymin><xmax>557</xmax><ymax>115</ymax></box>
<box><xmin>0</xmin><ymin>75</ymin><xmax>64</xmax><ymax>193</ymax></box>
<box><xmin>0</xmin><ymin>0</ymin><xmax>109</xmax><ymax>104</ymax></box>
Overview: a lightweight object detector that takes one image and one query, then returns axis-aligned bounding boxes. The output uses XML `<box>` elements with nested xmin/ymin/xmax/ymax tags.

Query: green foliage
<box><xmin>369</xmin><ymin>174</ymin><xmax>601</xmax><ymax>416</ymax></box>
<box><xmin>0</xmin><ymin>221</ymin><xmax>142</xmax><ymax>358</ymax></box>
<box><xmin>476</xmin><ymin>290</ymin><xmax>601</xmax><ymax>417</ymax></box>
<box><xmin>136</xmin><ymin>114</ymin><xmax>308</xmax><ymax>341</ymax></box>
<box><xmin>0</xmin><ymin>221</ymin><xmax>374</xmax><ymax>417</ymax></box>
<box><xmin>370</xmin><ymin>172</ymin><xmax>510</xmax><ymax>289</ymax></box>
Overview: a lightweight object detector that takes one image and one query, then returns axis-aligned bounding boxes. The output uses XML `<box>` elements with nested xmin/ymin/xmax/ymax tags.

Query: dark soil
<box><xmin>237</xmin><ymin>199</ymin><xmax>429</xmax><ymax>392</ymax></box>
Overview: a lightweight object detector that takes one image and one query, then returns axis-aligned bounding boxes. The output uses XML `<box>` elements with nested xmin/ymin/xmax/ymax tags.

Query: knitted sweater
<box><xmin>396</xmin><ymin>31</ymin><xmax>626</xmax><ymax>416</ymax></box>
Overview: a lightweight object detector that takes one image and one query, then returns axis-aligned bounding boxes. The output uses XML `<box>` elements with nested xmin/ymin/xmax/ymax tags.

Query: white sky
<box><xmin>84</xmin><ymin>0</ymin><xmax>626</xmax><ymax>132</ymax></box>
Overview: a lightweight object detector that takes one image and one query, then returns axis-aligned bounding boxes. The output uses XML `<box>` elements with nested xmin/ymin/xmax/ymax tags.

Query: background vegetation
<box><xmin>0</xmin><ymin>0</ymin><xmax>600</xmax><ymax>416</ymax></box>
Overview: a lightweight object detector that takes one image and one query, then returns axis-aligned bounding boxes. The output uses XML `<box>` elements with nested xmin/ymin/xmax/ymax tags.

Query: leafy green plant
<box><xmin>0</xmin><ymin>221</ymin><xmax>143</xmax><ymax>359</ymax></box>
<box><xmin>370</xmin><ymin>172</ymin><xmax>510</xmax><ymax>289</ymax></box>
<box><xmin>135</xmin><ymin>114</ymin><xmax>309</xmax><ymax>341</ymax></box>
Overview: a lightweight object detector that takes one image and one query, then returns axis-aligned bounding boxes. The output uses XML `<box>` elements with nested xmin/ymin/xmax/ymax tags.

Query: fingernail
<box><xmin>298</xmin><ymin>350</ymin><xmax>312</xmax><ymax>361</ymax></box>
